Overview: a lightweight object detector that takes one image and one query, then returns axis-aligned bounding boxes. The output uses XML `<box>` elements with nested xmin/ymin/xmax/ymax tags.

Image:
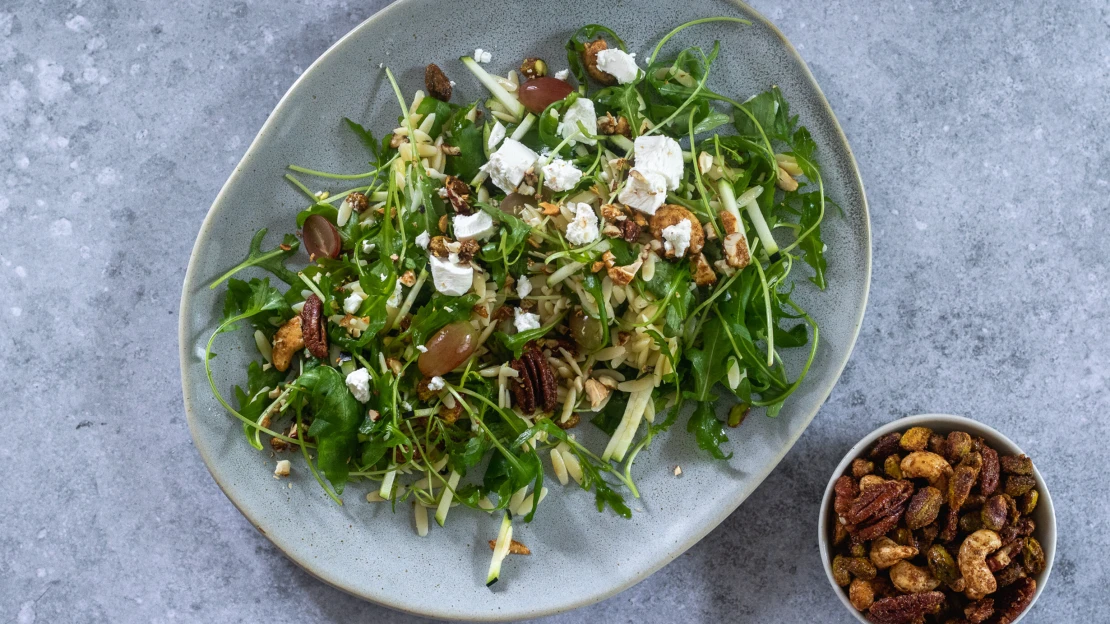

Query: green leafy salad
<box><xmin>205</xmin><ymin>17</ymin><xmax>830</xmax><ymax>585</ymax></box>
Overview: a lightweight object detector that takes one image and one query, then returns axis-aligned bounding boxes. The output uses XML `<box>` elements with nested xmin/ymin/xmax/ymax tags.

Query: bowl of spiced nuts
<box><xmin>818</xmin><ymin>414</ymin><xmax>1055</xmax><ymax>624</ymax></box>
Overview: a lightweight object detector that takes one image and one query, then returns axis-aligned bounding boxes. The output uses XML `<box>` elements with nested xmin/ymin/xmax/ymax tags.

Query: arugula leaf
<box><xmin>794</xmin><ymin>189</ymin><xmax>827</xmax><ymax>290</ymax></box>
<box><xmin>359</xmin><ymin>421</ymin><xmax>410</xmax><ymax>468</ymax></box>
<box><xmin>445</xmin><ymin>104</ymin><xmax>485</xmax><ymax>181</ymax></box>
<box><xmin>733</xmin><ymin>86</ymin><xmax>793</xmax><ymax>142</ymax></box>
<box><xmin>210</xmin><ymin>229</ymin><xmax>300</xmax><ymax>288</ymax></box>
<box><xmin>644</xmin><ymin>260</ymin><xmax>693</xmax><ymax>336</ymax></box>
<box><xmin>343</xmin><ymin>117</ymin><xmax>383</xmax><ymax>164</ymax></box>
<box><xmin>406</xmin><ymin>293</ymin><xmax>478</xmax><ymax>345</ymax></box>
<box><xmin>687</xmin><ymin>401</ymin><xmax>732</xmax><ymax>460</ymax></box>
<box><xmin>606</xmin><ymin>238</ymin><xmax>638</xmax><ymax>265</ymax></box>
<box><xmin>446</xmin><ymin>431</ymin><xmax>491</xmax><ymax>477</ymax></box>
<box><xmin>413</xmin><ymin>96</ymin><xmax>455</xmax><ymax>138</ymax></box>
<box><xmin>295</xmin><ymin>366</ymin><xmax>362</xmax><ymax>494</ymax></box>
<box><xmin>221</xmin><ymin>277</ymin><xmax>290</xmax><ymax>331</ymax></box>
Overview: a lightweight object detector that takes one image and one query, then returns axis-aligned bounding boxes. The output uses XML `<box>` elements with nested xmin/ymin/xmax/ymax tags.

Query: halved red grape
<box><xmin>518</xmin><ymin>77</ymin><xmax>574</xmax><ymax>115</ymax></box>
<box><xmin>418</xmin><ymin>321</ymin><xmax>478</xmax><ymax>377</ymax></box>
<box><xmin>303</xmin><ymin>214</ymin><xmax>341</xmax><ymax>260</ymax></box>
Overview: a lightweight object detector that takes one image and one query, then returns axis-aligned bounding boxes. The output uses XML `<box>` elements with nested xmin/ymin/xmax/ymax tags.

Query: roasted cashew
<box><xmin>889</xmin><ymin>560</ymin><xmax>941</xmax><ymax>594</ymax></box>
<box><xmin>958</xmin><ymin>529</ymin><xmax>1002</xmax><ymax>600</ymax></box>
<box><xmin>869</xmin><ymin>536</ymin><xmax>918</xmax><ymax>569</ymax></box>
<box><xmin>900</xmin><ymin>451</ymin><xmax>954</xmax><ymax>485</ymax></box>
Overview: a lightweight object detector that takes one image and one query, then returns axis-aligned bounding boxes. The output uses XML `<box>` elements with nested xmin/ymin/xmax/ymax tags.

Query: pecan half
<box><xmin>846</xmin><ymin>480</ymin><xmax>911</xmax><ymax>525</ymax></box>
<box><xmin>991</xmin><ymin>577</ymin><xmax>1035</xmax><ymax>624</ymax></box>
<box><xmin>870</xmin><ymin>432</ymin><xmax>903</xmax><ymax>460</ymax></box>
<box><xmin>509</xmin><ymin>342</ymin><xmax>557</xmax><ymax>414</ymax></box>
<box><xmin>867</xmin><ymin>591</ymin><xmax>945</xmax><ymax>624</ymax></box>
<box><xmin>300</xmin><ymin>295</ymin><xmax>328</xmax><ymax>359</ymax></box>
<box><xmin>424</xmin><ymin>63</ymin><xmax>452</xmax><ymax>101</ymax></box>
<box><xmin>834</xmin><ymin>475</ymin><xmax>859</xmax><ymax>516</ymax></box>
<box><xmin>443</xmin><ymin>176</ymin><xmax>474</xmax><ymax>214</ymax></box>
<box><xmin>964</xmin><ymin>598</ymin><xmax>995</xmax><ymax>624</ymax></box>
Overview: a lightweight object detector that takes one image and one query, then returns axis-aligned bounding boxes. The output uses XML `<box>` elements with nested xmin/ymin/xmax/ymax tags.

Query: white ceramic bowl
<box><xmin>817</xmin><ymin>414</ymin><xmax>1056</xmax><ymax>624</ymax></box>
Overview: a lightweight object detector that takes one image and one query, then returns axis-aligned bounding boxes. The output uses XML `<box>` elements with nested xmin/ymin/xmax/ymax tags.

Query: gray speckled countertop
<box><xmin>2</xmin><ymin>1</ymin><xmax>1108</xmax><ymax>622</ymax></box>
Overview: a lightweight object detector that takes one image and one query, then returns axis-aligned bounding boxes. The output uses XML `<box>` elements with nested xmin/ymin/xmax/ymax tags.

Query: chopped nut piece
<box><xmin>674</xmin><ymin>465</ymin><xmax>682</xmax><ymax>476</ymax></box>
<box><xmin>520</xmin><ymin>57</ymin><xmax>547</xmax><ymax>79</ymax></box>
<box><xmin>272</xmin><ymin>316</ymin><xmax>305</xmax><ymax>372</ymax></box>
<box><xmin>581</xmin><ymin>38</ymin><xmax>617</xmax><ymax>85</ymax></box>
<box><xmin>691</xmin><ymin>252</ymin><xmax>717</xmax><ymax>286</ymax></box>
<box><xmin>443</xmin><ymin>176</ymin><xmax>474</xmax><ymax>214</ymax></box>
<box><xmin>428</xmin><ymin>235</ymin><xmax>451</xmax><ymax>258</ymax></box>
<box><xmin>488</xmin><ymin>538</ymin><xmax>531</xmax><ymax>555</ymax></box>
<box><xmin>776</xmin><ymin>166</ymin><xmax>799</xmax><ymax>192</ymax></box>
<box><xmin>400</xmin><ymin>270</ymin><xmax>417</xmax><ymax>287</ymax></box>
<box><xmin>424</xmin><ymin>63</ymin><xmax>452</xmax><ymax>101</ymax></box>
<box><xmin>273</xmin><ymin>460</ymin><xmax>291</xmax><ymax>478</ymax></box>
<box><xmin>597</xmin><ymin>112</ymin><xmax>631</xmax><ymax>137</ymax></box>
<box><xmin>583</xmin><ymin>378</ymin><xmax>610</xmax><ymax>409</ymax></box>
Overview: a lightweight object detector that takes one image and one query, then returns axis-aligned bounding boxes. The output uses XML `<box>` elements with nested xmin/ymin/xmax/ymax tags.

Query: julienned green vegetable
<box><xmin>204</xmin><ymin>17</ymin><xmax>830</xmax><ymax>585</ymax></box>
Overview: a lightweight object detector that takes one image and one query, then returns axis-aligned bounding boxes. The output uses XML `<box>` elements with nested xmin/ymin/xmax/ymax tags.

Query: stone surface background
<box><xmin>2</xmin><ymin>1</ymin><xmax>1107</xmax><ymax>622</ymax></box>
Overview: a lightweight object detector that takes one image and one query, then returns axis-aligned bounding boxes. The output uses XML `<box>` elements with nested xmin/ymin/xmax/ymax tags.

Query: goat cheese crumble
<box><xmin>564</xmin><ymin>202</ymin><xmax>599</xmax><ymax>246</ymax></box>
<box><xmin>516</xmin><ymin>275</ymin><xmax>533</xmax><ymax>299</ymax></box>
<box><xmin>345</xmin><ymin>368</ymin><xmax>372</xmax><ymax>403</ymax></box>
<box><xmin>541</xmin><ymin>159</ymin><xmax>583</xmax><ymax>191</ymax></box>
<box><xmin>514</xmin><ymin>309</ymin><xmax>542</xmax><ymax>333</ymax></box>
<box><xmin>453</xmin><ymin>211</ymin><xmax>496</xmax><ymax>240</ymax></box>
<box><xmin>618</xmin><ymin>135</ymin><xmax>684</xmax><ymax>215</ymax></box>
<box><xmin>662</xmin><ymin>218</ymin><xmax>693</xmax><ymax>258</ymax></box>
<box><xmin>343</xmin><ymin>292</ymin><xmax>365</xmax><ymax>315</ymax></box>
<box><xmin>429</xmin><ymin>254</ymin><xmax>473</xmax><ymax>297</ymax></box>
<box><xmin>595</xmin><ymin>49</ymin><xmax>641</xmax><ymax>84</ymax></box>
<box><xmin>427</xmin><ymin>376</ymin><xmax>446</xmax><ymax>391</ymax></box>
<box><xmin>415</xmin><ymin>230</ymin><xmax>430</xmax><ymax>249</ymax></box>
<box><xmin>484</xmin><ymin>138</ymin><xmax>539</xmax><ymax>193</ymax></box>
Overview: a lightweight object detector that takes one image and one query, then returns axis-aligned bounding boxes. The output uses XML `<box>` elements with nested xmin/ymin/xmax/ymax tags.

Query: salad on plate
<box><xmin>205</xmin><ymin>17</ymin><xmax>830</xmax><ymax>585</ymax></box>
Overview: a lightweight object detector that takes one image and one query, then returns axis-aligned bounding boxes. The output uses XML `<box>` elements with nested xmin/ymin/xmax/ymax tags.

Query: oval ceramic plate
<box><xmin>179</xmin><ymin>0</ymin><xmax>871</xmax><ymax>619</ymax></box>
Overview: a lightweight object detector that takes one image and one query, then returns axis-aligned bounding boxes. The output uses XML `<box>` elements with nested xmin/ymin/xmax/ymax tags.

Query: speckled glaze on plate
<box><xmin>178</xmin><ymin>0</ymin><xmax>870</xmax><ymax>619</ymax></box>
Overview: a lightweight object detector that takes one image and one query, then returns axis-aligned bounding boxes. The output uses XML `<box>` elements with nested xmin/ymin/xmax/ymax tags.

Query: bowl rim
<box><xmin>178</xmin><ymin>0</ymin><xmax>873</xmax><ymax>619</ymax></box>
<box><xmin>817</xmin><ymin>414</ymin><xmax>1056</xmax><ymax>624</ymax></box>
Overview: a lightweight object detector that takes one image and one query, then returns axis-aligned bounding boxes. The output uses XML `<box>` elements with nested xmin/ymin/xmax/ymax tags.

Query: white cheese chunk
<box><xmin>618</xmin><ymin>169</ymin><xmax>669</xmax><ymax>215</ymax></box>
<box><xmin>415</xmin><ymin>230</ymin><xmax>430</xmax><ymax>249</ymax></box>
<box><xmin>345</xmin><ymin>368</ymin><xmax>372</xmax><ymax>403</ymax></box>
<box><xmin>516</xmin><ymin>275</ymin><xmax>533</xmax><ymax>299</ymax></box>
<box><xmin>427</xmin><ymin>376</ymin><xmax>446</xmax><ymax>391</ymax></box>
<box><xmin>595</xmin><ymin>49</ymin><xmax>641</xmax><ymax>84</ymax></box>
<box><xmin>565</xmin><ymin>202</ymin><xmax>599</xmax><ymax>246</ymax></box>
<box><xmin>554</xmin><ymin>69</ymin><xmax>570</xmax><ymax>80</ymax></box>
<box><xmin>662</xmin><ymin>218</ymin><xmax>693</xmax><ymax>258</ymax></box>
<box><xmin>514</xmin><ymin>309</ymin><xmax>542</xmax><ymax>333</ymax></box>
<box><xmin>429</xmin><ymin>254</ymin><xmax>473</xmax><ymax>296</ymax></box>
<box><xmin>488</xmin><ymin>120</ymin><xmax>506</xmax><ymax>151</ymax></box>
<box><xmin>630</xmin><ymin>135</ymin><xmax>684</xmax><ymax>190</ymax></box>
<box><xmin>558</xmin><ymin>98</ymin><xmax>598</xmax><ymax>146</ymax></box>
<box><xmin>343</xmin><ymin>292</ymin><xmax>365</xmax><ymax>315</ymax></box>
<box><xmin>542</xmin><ymin>159</ymin><xmax>583</xmax><ymax>192</ymax></box>
<box><xmin>484</xmin><ymin>138</ymin><xmax>539</xmax><ymax>193</ymax></box>
<box><xmin>453</xmin><ymin>211</ymin><xmax>496</xmax><ymax>240</ymax></box>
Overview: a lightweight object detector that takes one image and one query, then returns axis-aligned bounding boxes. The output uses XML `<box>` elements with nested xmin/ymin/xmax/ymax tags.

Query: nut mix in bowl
<box><xmin>828</xmin><ymin>425</ymin><xmax>1046</xmax><ymax>624</ymax></box>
